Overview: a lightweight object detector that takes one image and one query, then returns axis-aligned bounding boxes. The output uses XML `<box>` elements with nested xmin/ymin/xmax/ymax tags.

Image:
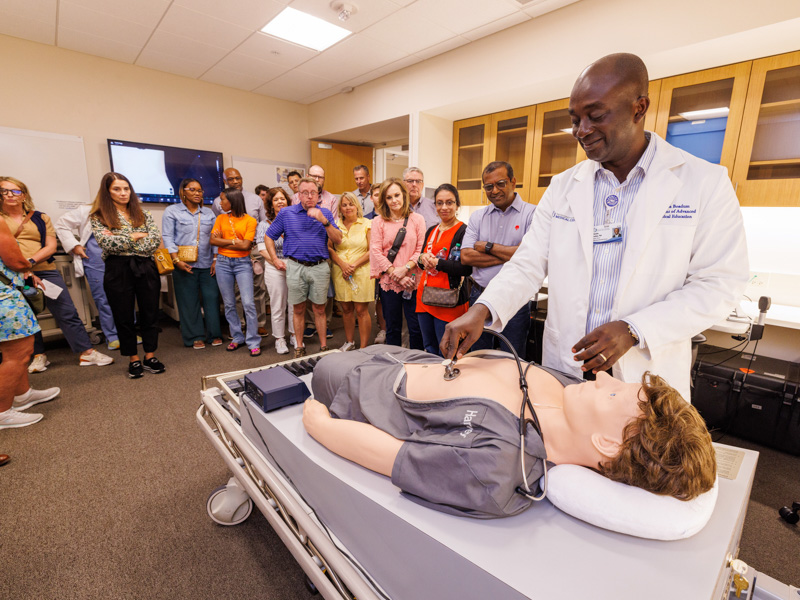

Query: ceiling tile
<box><xmin>300</xmin><ymin>86</ymin><xmax>343</xmax><ymax>105</ymax></box>
<box><xmin>372</xmin><ymin>54</ymin><xmax>423</xmax><ymax>76</ymax></box>
<box><xmin>60</xmin><ymin>0</ymin><xmax>169</xmax><ymax>28</ymax></box>
<box><xmin>158</xmin><ymin>5</ymin><xmax>252</xmax><ymax>51</ymax></box>
<box><xmin>210</xmin><ymin>51</ymin><xmax>288</xmax><ymax>81</ymax></box>
<box><xmin>405</xmin><ymin>0</ymin><xmax>519</xmax><ymax>36</ymax></box>
<box><xmin>253</xmin><ymin>68</ymin><xmax>338</xmax><ymax>102</ymax></box>
<box><xmin>143</xmin><ymin>30</ymin><xmax>229</xmax><ymax>65</ymax></box>
<box><xmin>288</xmin><ymin>0</ymin><xmax>402</xmax><ymax>34</ymax></box>
<box><xmin>0</xmin><ymin>0</ymin><xmax>57</xmax><ymax>22</ymax></box>
<box><xmin>236</xmin><ymin>32</ymin><xmax>317</xmax><ymax>69</ymax></box>
<box><xmin>58</xmin><ymin>26</ymin><xmax>141</xmax><ymax>63</ymax></box>
<box><xmin>173</xmin><ymin>0</ymin><xmax>285</xmax><ymax>30</ymax></box>
<box><xmin>522</xmin><ymin>0</ymin><xmax>582</xmax><ymax>19</ymax></box>
<box><xmin>361</xmin><ymin>8</ymin><xmax>456</xmax><ymax>56</ymax></box>
<box><xmin>0</xmin><ymin>0</ymin><xmax>56</xmax><ymax>45</ymax></box>
<box><xmin>59</xmin><ymin>1</ymin><xmax>153</xmax><ymax>47</ymax></box>
<box><xmin>462</xmin><ymin>11</ymin><xmax>530</xmax><ymax>41</ymax></box>
<box><xmin>414</xmin><ymin>36</ymin><xmax>470</xmax><ymax>60</ymax></box>
<box><xmin>295</xmin><ymin>33</ymin><xmax>409</xmax><ymax>80</ymax></box>
<box><xmin>200</xmin><ymin>65</ymin><xmax>267</xmax><ymax>91</ymax></box>
<box><xmin>136</xmin><ymin>47</ymin><xmax>210</xmax><ymax>79</ymax></box>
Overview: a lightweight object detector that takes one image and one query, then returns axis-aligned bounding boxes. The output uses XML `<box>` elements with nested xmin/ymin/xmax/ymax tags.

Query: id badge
<box><xmin>593</xmin><ymin>223</ymin><xmax>623</xmax><ymax>244</ymax></box>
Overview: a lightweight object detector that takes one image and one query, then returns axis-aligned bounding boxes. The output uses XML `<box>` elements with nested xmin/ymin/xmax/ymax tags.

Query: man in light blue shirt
<box><xmin>403</xmin><ymin>167</ymin><xmax>438</xmax><ymax>231</ymax></box>
<box><xmin>461</xmin><ymin>161</ymin><xmax>536</xmax><ymax>358</ymax></box>
<box><xmin>351</xmin><ymin>165</ymin><xmax>374</xmax><ymax>215</ymax></box>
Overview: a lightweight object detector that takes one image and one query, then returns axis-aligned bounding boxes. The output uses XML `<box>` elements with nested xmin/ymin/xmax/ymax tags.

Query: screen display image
<box><xmin>108</xmin><ymin>139</ymin><xmax>224</xmax><ymax>204</ymax></box>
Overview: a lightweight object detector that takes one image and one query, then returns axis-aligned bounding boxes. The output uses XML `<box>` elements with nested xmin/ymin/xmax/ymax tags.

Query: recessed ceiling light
<box><xmin>261</xmin><ymin>7</ymin><xmax>351</xmax><ymax>52</ymax></box>
<box><xmin>677</xmin><ymin>107</ymin><xmax>730</xmax><ymax>121</ymax></box>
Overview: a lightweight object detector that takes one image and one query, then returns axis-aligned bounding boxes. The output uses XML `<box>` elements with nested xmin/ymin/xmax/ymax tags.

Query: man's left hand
<box><xmin>571</xmin><ymin>320</ymin><xmax>635</xmax><ymax>373</ymax></box>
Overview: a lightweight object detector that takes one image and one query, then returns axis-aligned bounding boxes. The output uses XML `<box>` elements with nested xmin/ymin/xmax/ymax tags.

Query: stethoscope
<box><xmin>443</xmin><ymin>329</ymin><xmax>548</xmax><ymax>502</ymax></box>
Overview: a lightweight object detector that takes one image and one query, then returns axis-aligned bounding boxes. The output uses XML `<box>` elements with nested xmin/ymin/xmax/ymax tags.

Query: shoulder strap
<box><xmin>387</xmin><ymin>216</ymin><xmax>408</xmax><ymax>258</ymax></box>
<box><xmin>12</xmin><ymin>211</ymin><xmax>34</xmax><ymax>238</ymax></box>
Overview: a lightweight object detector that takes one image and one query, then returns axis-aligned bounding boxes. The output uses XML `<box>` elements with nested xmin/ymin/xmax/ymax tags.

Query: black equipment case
<box><xmin>692</xmin><ymin>345</ymin><xmax>800</xmax><ymax>455</ymax></box>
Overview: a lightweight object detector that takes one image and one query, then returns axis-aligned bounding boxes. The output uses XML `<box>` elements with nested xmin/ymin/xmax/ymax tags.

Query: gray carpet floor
<box><xmin>1</xmin><ymin>317</ymin><xmax>798</xmax><ymax>599</ymax></box>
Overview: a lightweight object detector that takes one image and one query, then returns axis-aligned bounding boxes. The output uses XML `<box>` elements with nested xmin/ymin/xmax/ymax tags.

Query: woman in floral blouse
<box><xmin>90</xmin><ymin>172</ymin><xmax>165</xmax><ymax>379</ymax></box>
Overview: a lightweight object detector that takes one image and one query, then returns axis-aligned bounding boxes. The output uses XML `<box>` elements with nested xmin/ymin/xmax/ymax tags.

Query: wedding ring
<box><xmin>598</xmin><ymin>353</ymin><xmax>607</xmax><ymax>363</ymax></box>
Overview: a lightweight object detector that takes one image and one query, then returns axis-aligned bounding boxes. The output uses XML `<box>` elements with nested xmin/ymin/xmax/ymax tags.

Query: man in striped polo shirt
<box><xmin>264</xmin><ymin>177</ymin><xmax>342</xmax><ymax>358</ymax></box>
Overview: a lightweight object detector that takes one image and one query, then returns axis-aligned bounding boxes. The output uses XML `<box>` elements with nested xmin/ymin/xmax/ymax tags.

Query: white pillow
<box><xmin>542</xmin><ymin>464</ymin><xmax>718</xmax><ymax>540</ymax></box>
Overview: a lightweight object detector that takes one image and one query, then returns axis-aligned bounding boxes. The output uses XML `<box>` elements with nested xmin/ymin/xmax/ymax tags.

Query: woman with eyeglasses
<box><xmin>90</xmin><ymin>172</ymin><xmax>165</xmax><ymax>379</ymax></box>
<box><xmin>161</xmin><ymin>178</ymin><xmax>222</xmax><ymax>350</ymax></box>
<box><xmin>415</xmin><ymin>184</ymin><xmax>472</xmax><ymax>356</ymax></box>
<box><xmin>210</xmin><ymin>188</ymin><xmax>260</xmax><ymax>357</ymax></box>
<box><xmin>369</xmin><ymin>178</ymin><xmax>426</xmax><ymax>350</ymax></box>
<box><xmin>0</xmin><ymin>177</ymin><xmax>114</xmax><ymax>373</ymax></box>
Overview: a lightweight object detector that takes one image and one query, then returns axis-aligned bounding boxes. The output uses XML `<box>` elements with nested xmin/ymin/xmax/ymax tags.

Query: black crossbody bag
<box><xmin>385</xmin><ymin>216</ymin><xmax>409</xmax><ymax>263</ymax></box>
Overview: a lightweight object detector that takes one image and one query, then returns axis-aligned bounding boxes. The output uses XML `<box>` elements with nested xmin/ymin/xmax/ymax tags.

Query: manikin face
<box><xmin>109</xmin><ymin>179</ymin><xmax>131</xmax><ymax>206</ymax></box>
<box><xmin>0</xmin><ymin>181</ymin><xmax>26</xmax><ymax>211</ymax></box>
<box><xmin>224</xmin><ymin>168</ymin><xmax>243</xmax><ymax>191</ymax></box>
<box><xmin>354</xmin><ymin>169</ymin><xmax>370</xmax><ymax>193</ymax></box>
<box><xmin>272</xmin><ymin>191</ymin><xmax>288</xmax><ymax>214</ymax></box>
<box><xmin>384</xmin><ymin>184</ymin><xmax>404</xmax><ymax>216</ymax></box>
<box><xmin>434</xmin><ymin>190</ymin><xmax>458</xmax><ymax>224</ymax></box>
<box><xmin>287</xmin><ymin>175</ymin><xmax>301</xmax><ymax>194</ymax></box>
<box><xmin>297</xmin><ymin>182</ymin><xmax>319</xmax><ymax>210</ymax></box>
<box><xmin>563</xmin><ymin>371</ymin><xmax>643</xmax><ymax>454</ymax></box>
<box><xmin>482</xmin><ymin>166</ymin><xmax>516</xmax><ymax>211</ymax></box>
<box><xmin>340</xmin><ymin>197</ymin><xmax>358</xmax><ymax>220</ymax></box>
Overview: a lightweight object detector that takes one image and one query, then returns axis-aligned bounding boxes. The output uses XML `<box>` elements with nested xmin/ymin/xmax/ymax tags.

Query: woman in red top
<box><xmin>415</xmin><ymin>184</ymin><xmax>472</xmax><ymax>356</ymax></box>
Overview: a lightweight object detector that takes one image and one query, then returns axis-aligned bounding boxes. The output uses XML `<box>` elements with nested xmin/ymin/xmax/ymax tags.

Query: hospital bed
<box><xmin>196</xmin><ymin>352</ymin><xmax>797</xmax><ymax>600</ymax></box>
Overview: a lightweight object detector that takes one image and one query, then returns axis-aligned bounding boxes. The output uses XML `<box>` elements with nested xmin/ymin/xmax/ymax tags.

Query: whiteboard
<box><xmin>0</xmin><ymin>126</ymin><xmax>92</xmax><ymax>220</ymax></box>
<box><xmin>232</xmin><ymin>155</ymin><xmax>305</xmax><ymax>196</ymax></box>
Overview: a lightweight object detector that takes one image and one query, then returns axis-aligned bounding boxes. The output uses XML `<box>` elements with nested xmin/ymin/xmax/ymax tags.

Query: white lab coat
<box><xmin>480</xmin><ymin>134</ymin><xmax>749</xmax><ymax>400</ymax></box>
<box><xmin>54</xmin><ymin>204</ymin><xmax>93</xmax><ymax>277</ymax></box>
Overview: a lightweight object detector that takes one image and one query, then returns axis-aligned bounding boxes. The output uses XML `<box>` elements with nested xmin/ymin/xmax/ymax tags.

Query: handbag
<box><xmin>177</xmin><ymin>211</ymin><xmax>201</xmax><ymax>263</ymax></box>
<box><xmin>0</xmin><ymin>272</ymin><xmax>46</xmax><ymax>315</ymax></box>
<box><xmin>153</xmin><ymin>247</ymin><xmax>174</xmax><ymax>274</ymax></box>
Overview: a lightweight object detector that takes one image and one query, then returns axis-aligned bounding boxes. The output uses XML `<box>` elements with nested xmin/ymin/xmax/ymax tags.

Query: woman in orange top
<box><xmin>415</xmin><ymin>184</ymin><xmax>472</xmax><ymax>356</ymax></box>
<box><xmin>210</xmin><ymin>188</ymin><xmax>260</xmax><ymax>356</ymax></box>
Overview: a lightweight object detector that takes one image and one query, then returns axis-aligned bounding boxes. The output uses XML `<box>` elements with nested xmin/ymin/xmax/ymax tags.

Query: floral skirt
<box><xmin>0</xmin><ymin>285</ymin><xmax>41</xmax><ymax>342</ymax></box>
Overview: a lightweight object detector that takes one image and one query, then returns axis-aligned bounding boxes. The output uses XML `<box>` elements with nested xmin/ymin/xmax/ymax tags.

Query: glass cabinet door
<box><xmin>452</xmin><ymin>115</ymin><xmax>490</xmax><ymax>205</ymax></box>
<box><xmin>488</xmin><ymin>106</ymin><xmax>536</xmax><ymax>202</ymax></box>
<box><xmin>654</xmin><ymin>62</ymin><xmax>751</xmax><ymax>175</ymax></box>
<box><xmin>530</xmin><ymin>99</ymin><xmax>581</xmax><ymax>203</ymax></box>
<box><xmin>733</xmin><ymin>51</ymin><xmax>800</xmax><ymax>206</ymax></box>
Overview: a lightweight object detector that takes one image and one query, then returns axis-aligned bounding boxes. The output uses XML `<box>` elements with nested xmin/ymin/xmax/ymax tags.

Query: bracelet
<box><xmin>626</xmin><ymin>323</ymin><xmax>640</xmax><ymax>346</ymax></box>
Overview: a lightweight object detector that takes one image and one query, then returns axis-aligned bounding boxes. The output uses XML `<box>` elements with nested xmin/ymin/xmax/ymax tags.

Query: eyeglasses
<box><xmin>184</xmin><ymin>187</ymin><xmax>203</xmax><ymax>194</ymax></box>
<box><xmin>435</xmin><ymin>200</ymin><xmax>457</xmax><ymax>207</ymax></box>
<box><xmin>298</xmin><ymin>190</ymin><xmax>319</xmax><ymax>198</ymax></box>
<box><xmin>482</xmin><ymin>180</ymin><xmax>509</xmax><ymax>193</ymax></box>
<box><xmin>310</xmin><ymin>174</ymin><xmax>325</xmax><ymax>180</ymax></box>
<box><xmin>0</xmin><ymin>189</ymin><xmax>23</xmax><ymax>197</ymax></box>
<box><xmin>404</xmin><ymin>178</ymin><xmax>423</xmax><ymax>185</ymax></box>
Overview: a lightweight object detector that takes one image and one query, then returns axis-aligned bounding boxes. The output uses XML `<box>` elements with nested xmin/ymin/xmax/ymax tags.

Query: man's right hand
<box><xmin>440</xmin><ymin>303</ymin><xmax>490</xmax><ymax>359</ymax></box>
<box><xmin>71</xmin><ymin>245</ymin><xmax>89</xmax><ymax>259</ymax></box>
<box><xmin>274</xmin><ymin>258</ymin><xmax>287</xmax><ymax>271</ymax></box>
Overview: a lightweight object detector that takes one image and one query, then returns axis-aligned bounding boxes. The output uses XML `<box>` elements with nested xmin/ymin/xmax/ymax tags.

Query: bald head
<box><xmin>223</xmin><ymin>168</ymin><xmax>243</xmax><ymax>191</ymax></box>
<box><xmin>574</xmin><ymin>53</ymin><xmax>649</xmax><ymax>101</ymax></box>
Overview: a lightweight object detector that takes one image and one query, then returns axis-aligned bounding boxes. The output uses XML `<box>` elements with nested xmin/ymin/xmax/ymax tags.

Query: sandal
<box><xmin>211</xmin><ymin>338</ymin><xmax>223</xmax><ymax>347</ymax></box>
<box><xmin>319</xmin><ymin>346</ymin><xmax>330</xmax><ymax>353</ymax></box>
<box><xmin>226</xmin><ymin>342</ymin><xmax>241</xmax><ymax>352</ymax></box>
<box><xmin>193</xmin><ymin>340</ymin><xmax>206</xmax><ymax>350</ymax></box>
<box><xmin>250</xmin><ymin>348</ymin><xmax>262</xmax><ymax>357</ymax></box>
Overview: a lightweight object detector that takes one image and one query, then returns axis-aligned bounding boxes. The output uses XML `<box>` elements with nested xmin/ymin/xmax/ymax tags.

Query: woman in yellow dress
<box><xmin>329</xmin><ymin>192</ymin><xmax>374</xmax><ymax>351</ymax></box>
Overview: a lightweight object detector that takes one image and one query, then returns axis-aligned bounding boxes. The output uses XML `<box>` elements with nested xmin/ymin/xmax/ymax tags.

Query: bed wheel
<box><xmin>89</xmin><ymin>331</ymin><xmax>104</xmax><ymax>345</ymax></box>
<box><xmin>206</xmin><ymin>478</ymin><xmax>253</xmax><ymax>526</ymax></box>
<box><xmin>303</xmin><ymin>574</ymin><xmax>320</xmax><ymax>595</ymax></box>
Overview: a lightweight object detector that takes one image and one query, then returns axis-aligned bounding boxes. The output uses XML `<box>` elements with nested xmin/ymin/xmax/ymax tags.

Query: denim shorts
<box><xmin>286</xmin><ymin>259</ymin><xmax>330</xmax><ymax>305</ymax></box>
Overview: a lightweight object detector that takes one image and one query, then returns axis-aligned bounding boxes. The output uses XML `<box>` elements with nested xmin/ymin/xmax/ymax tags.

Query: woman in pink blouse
<box><xmin>369</xmin><ymin>178</ymin><xmax>425</xmax><ymax>349</ymax></box>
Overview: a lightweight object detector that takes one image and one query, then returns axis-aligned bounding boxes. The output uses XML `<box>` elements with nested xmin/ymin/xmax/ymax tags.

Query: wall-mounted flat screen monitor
<box><xmin>107</xmin><ymin>139</ymin><xmax>224</xmax><ymax>204</ymax></box>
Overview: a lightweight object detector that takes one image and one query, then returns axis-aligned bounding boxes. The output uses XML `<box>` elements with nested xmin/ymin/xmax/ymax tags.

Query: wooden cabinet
<box><xmin>653</xmin><ymin>62</ymin><xmax>751</xmax><ymax>175</ymax></box>
<box><xmin>529</xmin><ymin>99</ymin><xmax>582</xmax><ymax>203</ymax></box>
<box><xmin>732</xmin><ymin>50</ymin><xmax>800</xmax><ymax>206</ymax></box>
<box><xmin>452</xmin><ymin>115</ymin><xmax>490</xmax><ymax>205</ymax></box>
<box><xmin>488</xmin><ymin>106</ymin><xmax>536</xmax><ymax>202</ymax></box>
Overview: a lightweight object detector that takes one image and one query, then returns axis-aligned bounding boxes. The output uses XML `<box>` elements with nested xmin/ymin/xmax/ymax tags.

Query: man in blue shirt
<box><xmin>460</xmin><ymin>161</ymin><xmax>536</xmax><ymax>358</ymax></box>
<box><xmin>264</xmin><ymin>177</ymin><xmax>342</xmax><ymax>358</ymax></box>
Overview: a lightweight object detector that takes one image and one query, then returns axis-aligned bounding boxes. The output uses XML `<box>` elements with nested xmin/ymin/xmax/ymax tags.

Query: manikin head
<box><xmin>564</xmin><ymin>371</ymin><xmax>716</xmax><ymax>501</ymax></box>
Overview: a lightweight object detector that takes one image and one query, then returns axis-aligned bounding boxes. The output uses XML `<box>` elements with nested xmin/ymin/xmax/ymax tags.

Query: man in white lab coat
<box><xmin>442</xmin><ymin>53</ymin><xmax>749</xmax><ymax>400</ymax></box>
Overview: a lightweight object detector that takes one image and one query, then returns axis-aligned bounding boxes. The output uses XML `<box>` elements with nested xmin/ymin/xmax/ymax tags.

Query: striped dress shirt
<box><xmin>586</xmin><ymin>133</ymin><xmax>656</xmax><ymax>347</ymax></box>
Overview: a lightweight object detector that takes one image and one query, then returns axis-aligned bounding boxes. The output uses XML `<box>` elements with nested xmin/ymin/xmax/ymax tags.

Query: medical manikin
<box><xmin>303</xmin><ymin>346</ymin><xmax>716</xmax><ymax>519</ymax></box>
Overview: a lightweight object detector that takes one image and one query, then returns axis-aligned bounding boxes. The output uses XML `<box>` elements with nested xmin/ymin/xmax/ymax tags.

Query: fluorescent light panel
<box><xmin>261</xmin><ymin>7</ymin><xmax>351</xmax><ymax>52</ymax></box>
<box><xmin>677</xmin><ymin>107</ymin><xmax>730</xmax><ymax>121</ymax></box>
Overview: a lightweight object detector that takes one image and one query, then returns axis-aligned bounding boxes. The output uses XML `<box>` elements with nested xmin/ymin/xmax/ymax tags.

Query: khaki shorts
<box><xmin>286</xmin><ymin>259</ymin><xmax>330</xmax><ymax>306</ymax></box>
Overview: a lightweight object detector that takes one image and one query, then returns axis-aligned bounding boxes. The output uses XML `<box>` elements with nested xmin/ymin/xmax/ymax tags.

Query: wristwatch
<box><xmin>322</xmin><ymin>220</ymin><xmax>330</xmax><ymax>227</ymax></box>
<box><xmin>484</xmin><ymin>242</ymin><xmax>494</xmax><ymax>255</ymax></box>
<box><xmin>28</xmin><ymin>258</ymin><xmax>36</xmax><ymax>266</ymax></box>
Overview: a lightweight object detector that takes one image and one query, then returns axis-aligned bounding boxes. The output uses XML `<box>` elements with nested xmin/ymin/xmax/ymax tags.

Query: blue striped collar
<box><xmin>592</xmin><ymin>131</ymin><xmax>657</xmax><ymax>184</ymax></box>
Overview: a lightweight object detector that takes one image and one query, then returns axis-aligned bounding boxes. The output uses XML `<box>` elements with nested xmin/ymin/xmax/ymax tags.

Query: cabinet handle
<box><xmin>60</xmin><ymin>264</ymin><xmax>73</xmax><ymax>288</ymax></box>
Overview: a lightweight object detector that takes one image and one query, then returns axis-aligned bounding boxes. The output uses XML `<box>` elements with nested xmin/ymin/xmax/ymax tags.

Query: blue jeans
<box><xmin>83</xmin><ymin>236</ymin><xmax>118</xmax><ymax>342</ymax></box>
<box><xmin>469</xmin><ymin>284</ymin><xmax>530</xmax><ymax>359</ymax></box>
<box><xmin>33</xmin><ymin>269</ymin><xmax>93</xmax><ymax>355</ymax></box>
<box><xmin>215</xmin><ymin>256</ymin><xmax>260</xmax><ymax>350</ymax></box>
<box><xmin>417</xmin><ymin>311</ymin><xmax>447</xmax><ymax>357</ymax></box>
<box><xmin>379</xmin><ymin>288</ymin><xmax>423</xmax><ymax>350</ymax></box>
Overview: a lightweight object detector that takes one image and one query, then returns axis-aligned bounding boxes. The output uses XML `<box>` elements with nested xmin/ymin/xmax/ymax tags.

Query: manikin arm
<box><xmin>303</xmin><ymin>398</ymin><xmax>402</xmax><ymax>477</ymax></box>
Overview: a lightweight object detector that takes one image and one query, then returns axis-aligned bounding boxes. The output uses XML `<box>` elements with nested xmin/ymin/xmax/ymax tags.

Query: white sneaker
<box><xmin>275</xmin><ymin>338</ymin><xmax>289</xmax><ymax>355</ymax></box>
<box><xmin>79</xmin><ymin>349</ymin><xmax>114</xmax><ymax>367</ymax></box>
<box><xmin>28</xmin><ymin>354</ymin><xmax>50</xmax><ymax>373</ymax></box>
<box><xmin>12</xmin><ymin>387</ymin><xmax>61</xmax><ymax>411</ymax></box>
<box><xmin>374</xmin><ymin>330</ymin><xmax>386</xmax><ymax>344</ymax></box>
<box><xmin>340</xmin><ymin>341</ymin><xmax>356</xmax><ymax>352</ymax></box>
<box><xmin>289</xmin><ymin>334</ymin><xmax>297</xmax><ymax>348</ymax></box>
<box><xmin>0</xmin><ymin>408</ymin><xmax>43</xmax><ymax>429</ymax></box>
